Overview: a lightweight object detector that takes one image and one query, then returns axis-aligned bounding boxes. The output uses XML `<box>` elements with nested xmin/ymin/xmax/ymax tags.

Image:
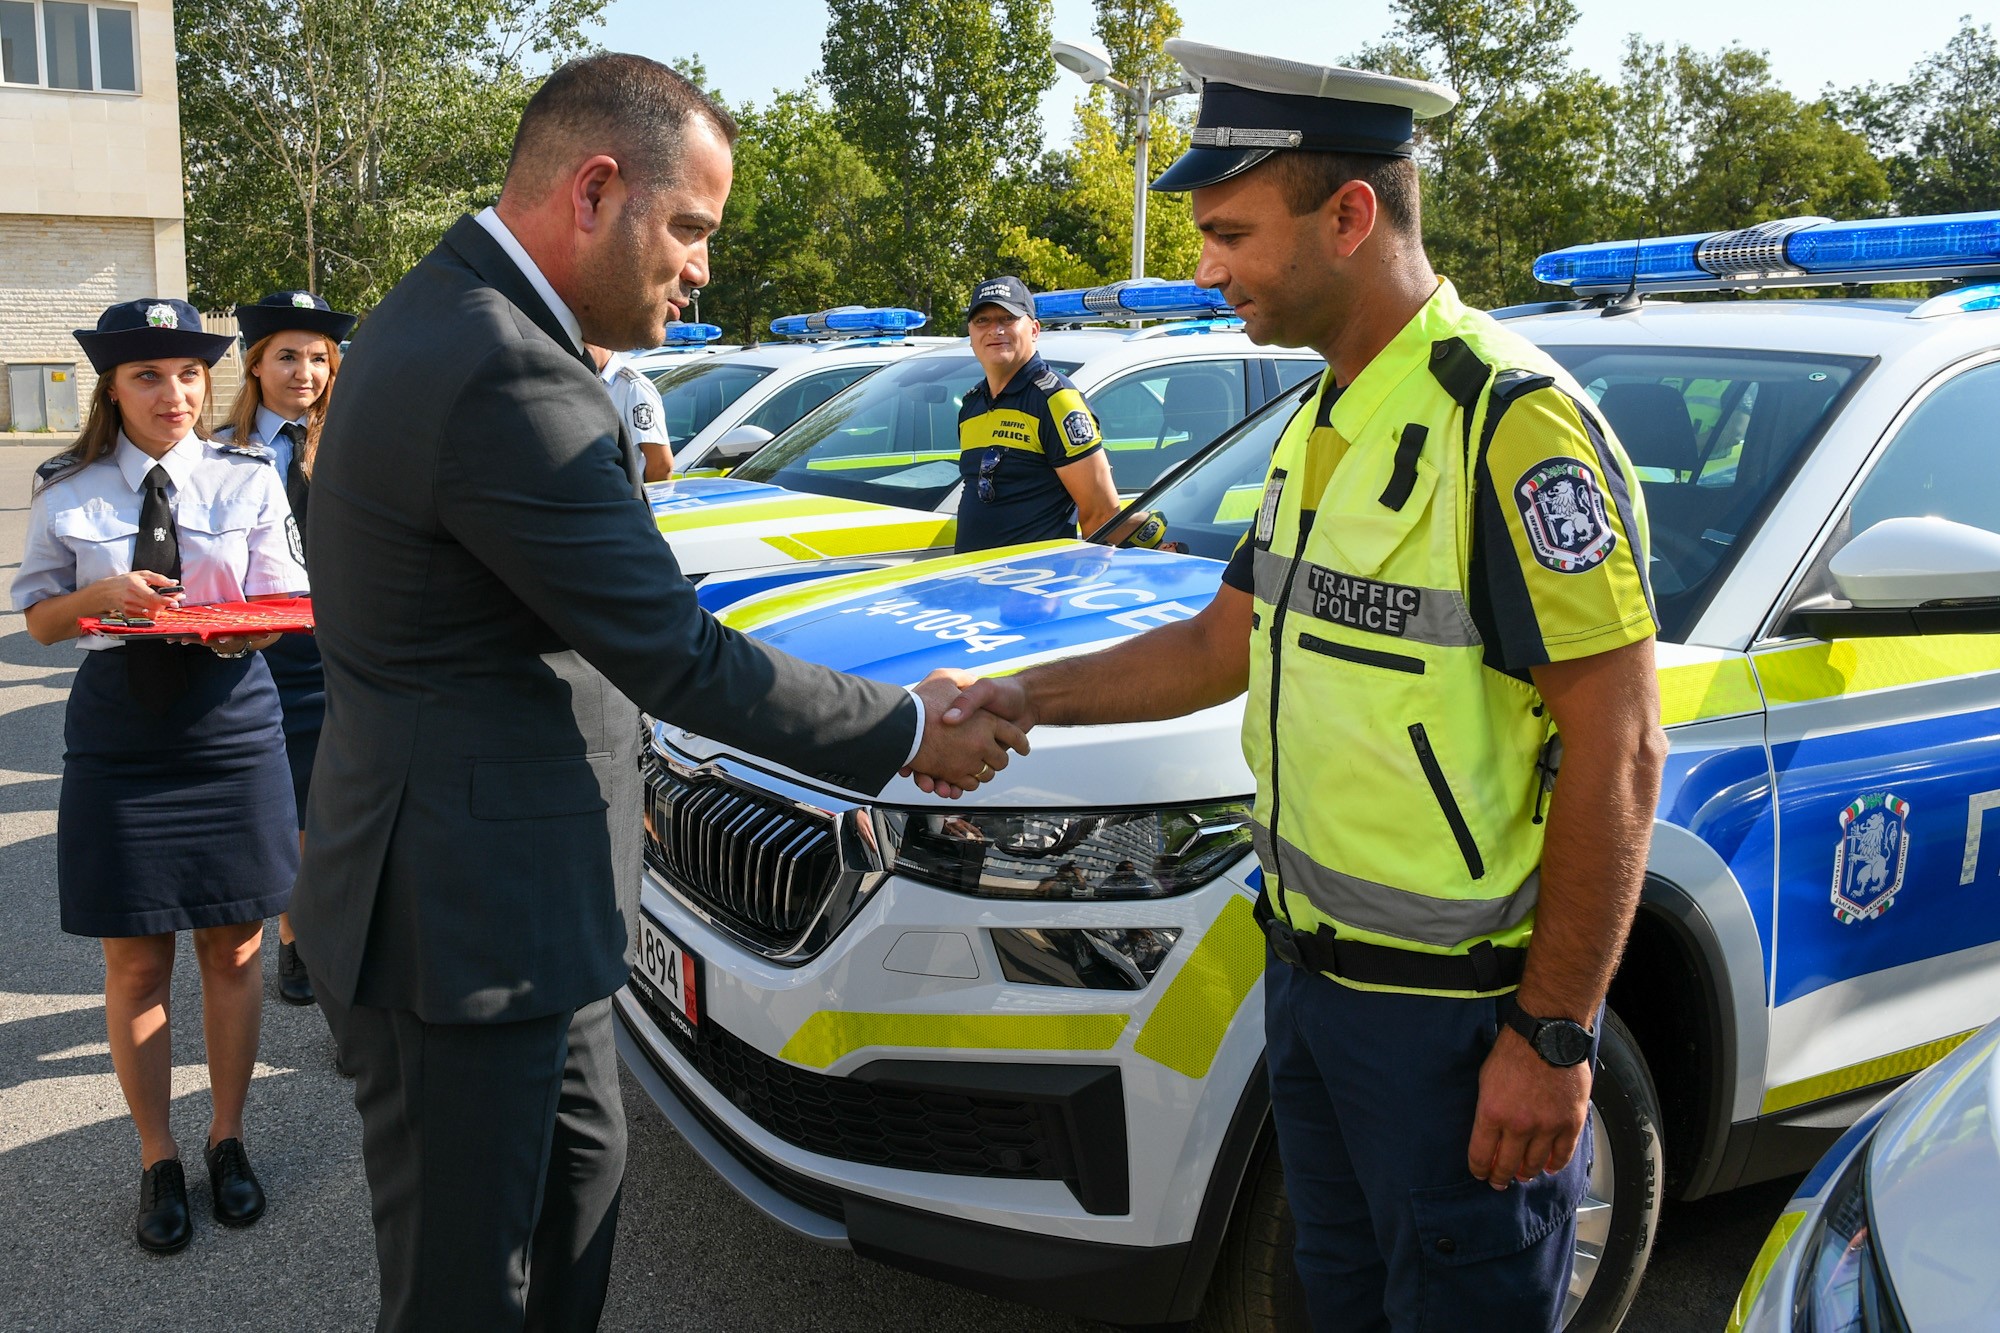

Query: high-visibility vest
<box><xmin>1243</xmin><ymin>283</ymin><xmax>1607</xmax><ymax>992</ymax></box>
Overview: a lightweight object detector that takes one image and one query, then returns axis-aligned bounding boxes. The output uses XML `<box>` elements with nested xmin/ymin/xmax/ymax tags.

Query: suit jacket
<box><xmin>293</xmin><ymin>216</ymin><xmax>918</xmax><ymax>1023</ymax></box>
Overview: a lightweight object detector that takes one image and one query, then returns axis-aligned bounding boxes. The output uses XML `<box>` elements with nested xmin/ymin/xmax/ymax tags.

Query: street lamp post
<box><xmin>1051</xmin><ymin>40</ymin><xmax>1194</xmax><ymax>284</ymax></box>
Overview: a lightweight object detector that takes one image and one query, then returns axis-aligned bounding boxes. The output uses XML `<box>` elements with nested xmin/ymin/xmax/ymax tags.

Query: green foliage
<box><xmin>1092</xmin><ymin>0</ymin><xmax>1183</xmax><ymax>144</ymax></box>
<box><xmin>1359</xmin><ymin>0</ymin><xmax>1891</xmax><ymax>307</ymax></box>
<box><xmin>998</xmin><ymin>88</ymin><xmax>1200</xmax><ymax>289</ymax></box>
<box><xmin>820</xmin><ymin>0</ymin><xmax>1056</xmax><ymax>318</ymax></box>
<box><xmin>178</xmin><ymin>0</ymin><xmax>605</xmax><ymax>312</ymax></box>
<box><xmin>700</xmin><ymin>85</ymin><xmax>886</xmax><ymax>341</ymax></box>
<box><xmin>1838</xmin><ymin>19</ymin><xmax>2000</xmax><ymax>218</ymax></box>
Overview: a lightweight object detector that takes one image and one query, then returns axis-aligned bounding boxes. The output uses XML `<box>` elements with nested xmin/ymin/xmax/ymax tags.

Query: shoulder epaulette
<box><xmin>1033</xmin><ymin>369</ymin><xmax>1060</xmax><ymax>392</ymax></box>
<box><xmin>214</xmin><ymin>439</ymin><xmax>275</xmax><ymax>461</ymax></box>
<box><xmin>34</xmin><ymin>454</ymin><xmax>76</xmax><ymax>482</ymax></box>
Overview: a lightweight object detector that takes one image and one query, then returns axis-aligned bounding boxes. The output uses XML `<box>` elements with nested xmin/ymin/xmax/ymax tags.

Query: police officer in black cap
<box><xmin>954</xmin><ymin>275</ymin><xmax>1122</xmax><ymax>552</ymax></box>
<box><xmin>219</xmin><ymin>289</ymin><xmax>358</xmax><ymax>1007</ymax></box>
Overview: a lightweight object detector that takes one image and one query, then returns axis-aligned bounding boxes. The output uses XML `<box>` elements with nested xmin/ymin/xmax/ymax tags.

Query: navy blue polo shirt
<box><xmin>954</xmin><ymin>354</ymin><xmax>1103</xmax><ymax>553</ymax></box>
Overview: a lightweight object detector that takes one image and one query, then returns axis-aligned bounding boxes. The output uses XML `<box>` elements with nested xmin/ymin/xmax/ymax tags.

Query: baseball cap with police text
<box><xmin>964</xmin><ymin>276</ymin><xmax>1035</xmax><ymax>322</ymax></box>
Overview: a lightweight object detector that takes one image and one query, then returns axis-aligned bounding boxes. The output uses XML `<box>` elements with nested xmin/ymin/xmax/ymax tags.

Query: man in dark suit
<box><xmin>292</xmin><ymin>53</ymin><xmax>1025</xmax><ymax>1332</ymax></box>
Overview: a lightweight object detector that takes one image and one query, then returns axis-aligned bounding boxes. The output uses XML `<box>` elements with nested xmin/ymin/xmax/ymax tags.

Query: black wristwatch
<box><xmin>1503</xmin><ymin>1001</ymin><xmax>1594</xmax><ymax>1067</ymax></box>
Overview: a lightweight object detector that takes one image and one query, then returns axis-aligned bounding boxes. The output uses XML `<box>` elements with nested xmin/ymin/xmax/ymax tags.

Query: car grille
<box><xmin>636</xmin><ymin>986</ymin><xmax>1077</xmax><ymax>1186</ymax></box>
<box><xmin>642</xmin><ymin>751</ymin><xmax>841</xmax><ymax>950</ymax></box>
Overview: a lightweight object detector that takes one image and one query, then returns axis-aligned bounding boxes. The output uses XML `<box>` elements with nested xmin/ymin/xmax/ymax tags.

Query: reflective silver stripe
<box><xmin>1193</xmin><ymin>126</ymin><xmax>1304</xmax><ymax>150</ymax></box>
<box><xmin>1251</xmin><ymin>548</ymin><xmax>1481</xmax><ymax>649</ymax></box>
<box><xmin>1252</xmin><ymin>820</ymin><xmax>1538</xmax><ymax>949</ymax></box>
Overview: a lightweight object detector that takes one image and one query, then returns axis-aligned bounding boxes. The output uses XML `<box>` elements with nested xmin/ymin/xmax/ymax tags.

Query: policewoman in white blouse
<box><xmin>12</xmin><ymin>299</ymin><xmax>308</xmax><ymax>1255</ymax></box>
<box><xmin>217</xmin><ymin>290</ymin><xmax>355</xmax><ymax>1007</ymax></box>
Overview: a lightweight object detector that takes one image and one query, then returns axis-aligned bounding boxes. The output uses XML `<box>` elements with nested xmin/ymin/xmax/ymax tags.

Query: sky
<box><xmin>590</xmin><ymin>0</ymin><xmax>1982</xmax><ymax>146</ymax></box>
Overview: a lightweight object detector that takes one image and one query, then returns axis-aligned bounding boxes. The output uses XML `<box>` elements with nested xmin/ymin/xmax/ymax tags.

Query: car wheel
<box><xmin>1196</xmin><ymin>1009</ymin><xmax>1663</xmax><ymax>1333</ymax></box>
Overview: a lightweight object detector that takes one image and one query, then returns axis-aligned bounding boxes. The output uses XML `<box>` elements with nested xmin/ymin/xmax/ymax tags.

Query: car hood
<box><xmin>646</xmin><ymin>476</ymin><xmax>954</xmax><ymax>576</ymax></box>
<box><xmin>670</xmin><ymin>540</ymin><xmax>1254</xmax><ymax>806</ymax></box>
<box><xmin>1868</xmin><ymin>1020</ymin><xmax>2000</xmax><ymax>1331</ymax></box>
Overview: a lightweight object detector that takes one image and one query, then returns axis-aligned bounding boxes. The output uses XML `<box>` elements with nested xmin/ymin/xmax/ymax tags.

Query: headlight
<box><xmin>1793</xmin><ymin>1148</ymin><xmax>1908</xmax><ymax>1332</ymax></box>
<box><xmin>881</xmin><ymin>801</ymin><xmax>1253</xmax><ymax>900</ymax></box>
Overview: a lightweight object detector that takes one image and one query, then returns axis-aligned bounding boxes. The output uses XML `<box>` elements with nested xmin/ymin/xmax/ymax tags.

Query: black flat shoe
<box><xmin>136</xmin><ymin>1157</ymin><xmax>191</xmax><ymax>1254</ymax></box>
<box><xmin>205</xmin><ymin>1138</ymin><xmax>265</xmax><ymax>1227</ymax></box>
<box><xmin>277</xmin><ymin>939</ymin><xmax>315</xmax><ymax>1006</ymax></box>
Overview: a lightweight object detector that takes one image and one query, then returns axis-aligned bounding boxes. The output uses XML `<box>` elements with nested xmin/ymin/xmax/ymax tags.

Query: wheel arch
<box><xmin>1615</xmin><ymin>819</ymin><xmax>1771</xmax><ymax>1200</ymax></box>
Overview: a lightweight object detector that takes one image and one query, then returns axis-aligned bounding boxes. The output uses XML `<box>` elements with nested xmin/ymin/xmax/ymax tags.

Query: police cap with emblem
<box><xmin>234</xmin><ymin>289</ymin><xmax>359</xmax><ymax>346</ymax></box>
<box><xmin>1151</xmin><ymin>39</ymin><xmax>1458</xmax><ymax>193</ymax></box>
<box><xmin>963</xmin><ymin>275</ymin><xmax>1036</xmax><ymax>322</ymax></box>
<box><xmin>72</xmin><ymin>298</ymin><xmax>237</xmax><ymax>374</ymax></box>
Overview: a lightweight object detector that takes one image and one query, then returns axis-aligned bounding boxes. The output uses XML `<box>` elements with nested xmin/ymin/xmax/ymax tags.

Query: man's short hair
<box><xmin>505</xmin><ymin>52</ymin><xmax>739</xmax><ymax>204</ymax></box>
<box><xmin>1266</xmin><ymin>152</ymin><xmax>1420</xmax><ymax>235</ymax></box>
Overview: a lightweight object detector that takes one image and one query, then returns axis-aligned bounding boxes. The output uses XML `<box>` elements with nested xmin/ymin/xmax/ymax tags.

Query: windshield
<box><xmin>734</xmin><ymin>353</ymin><xmax>1079</xmax><ymax>509</ymax></box>
<box><xmin>1110</xmin><ymin>382</ymin><xmax>1313</xmax><ymax>563</ymax></box>
<box><xmin>1545</xmin><ymin>345</ymin><xmax>1868</xmax><ymax>642</ymax></box>
<box><xmin>646</xmin><ymin>359</ymin><xmax>775</xmax><ymax>442</ymax></box>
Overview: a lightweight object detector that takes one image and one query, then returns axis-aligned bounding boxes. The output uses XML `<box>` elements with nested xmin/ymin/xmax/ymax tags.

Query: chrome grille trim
<box><xmin>639</xmin><ymin>724</ymin><xmax>885</xmax><ymax>963</ymax></box>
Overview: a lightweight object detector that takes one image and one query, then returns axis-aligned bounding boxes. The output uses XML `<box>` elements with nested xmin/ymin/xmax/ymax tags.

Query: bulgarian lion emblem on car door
<box><xmin>1832</xmin><ymin>792</ymin><xmax>1911</xmax><ymax>924</ymax></box>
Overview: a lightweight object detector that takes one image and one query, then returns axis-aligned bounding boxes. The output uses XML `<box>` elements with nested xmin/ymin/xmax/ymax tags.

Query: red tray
<box><xmin>80</xmin><ymin>597</ymin><xmax>315</xmax><ymax>642</ymax></box>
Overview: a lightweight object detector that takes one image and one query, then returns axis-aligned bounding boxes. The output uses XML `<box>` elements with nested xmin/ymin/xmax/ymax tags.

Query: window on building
<box><xmin>0</xmin><ymin>1</ymin><xmax>136</xmax><ymax>92</ymax></box>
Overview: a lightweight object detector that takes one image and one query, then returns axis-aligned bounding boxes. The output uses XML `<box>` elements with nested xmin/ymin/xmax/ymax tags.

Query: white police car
<box><xmin>1724</xmin><ymin>1012</ymin><xmax>2000</xmax><ymax>1333</ymax></box>
<box><xmin>647</xmin><ymin>280</ymin><xmax>1322</xmax><ymax>585</ymax></box>
<box><xmin>638</xmin><ymin>307</ymin><xmax>953</xmax><ymax>477</ymax></box>
<box><xmin>616</xmin><ymin>211</ymin><xmax>2000</xmax><ymax>1332</ymax></box>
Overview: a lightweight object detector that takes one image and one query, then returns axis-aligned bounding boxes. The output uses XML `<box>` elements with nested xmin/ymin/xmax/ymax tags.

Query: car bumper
<box><xmin>614</xmin><ymin>860</ymin><xmax>1269</xmax><ymax>1324</ymax></box>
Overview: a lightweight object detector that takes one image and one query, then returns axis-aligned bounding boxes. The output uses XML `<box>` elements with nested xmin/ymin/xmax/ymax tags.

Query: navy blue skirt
<box><xmin>58</xmin><ymin>648</ymin><xmax>299</xmax><ymax>938</ymax></box>
<box><xmin>264</xmin><ymin>632</ymin><xmax>324</xmax><ymax>828</ymax></box>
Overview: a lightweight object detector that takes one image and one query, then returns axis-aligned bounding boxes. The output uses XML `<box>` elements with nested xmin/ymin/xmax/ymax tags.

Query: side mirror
<box><xmin>1787</xmin><ymin>517</ymin><xmax>2000</xmax><ymax>638</ymax></box>
<box><xmin>704</xmin><ymin>423</ymin><xmax>774</xmax><ymax>472</ymax></box>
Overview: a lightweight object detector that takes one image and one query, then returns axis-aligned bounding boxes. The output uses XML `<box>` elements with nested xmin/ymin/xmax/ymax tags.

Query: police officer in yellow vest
<box><xmin>955</xmin><ymin>275</ymin><xmax>1123</xmax><ymax>552</ymax></box>
<box><xmin>928</xmin><ymin>41</ymin><xmax>1669</xmax><ymax>1332</ymax></box>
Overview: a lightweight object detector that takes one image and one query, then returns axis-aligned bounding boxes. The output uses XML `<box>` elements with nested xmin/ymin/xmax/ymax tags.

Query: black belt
<box><xmin>1253</xmin><ymin>892</ymin><xmax>1525</xmax><ymax>994</ymax></box>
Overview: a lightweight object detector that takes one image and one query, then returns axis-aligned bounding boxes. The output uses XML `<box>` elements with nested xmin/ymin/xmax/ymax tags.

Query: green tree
<box><xmin>1839</xmin><ymin>19</ymin><xmax>2000</xmax><ymax>217</ymax></box>
<box><xmin>998</xmin><ymin>88</ymin><xmax>1201</xmax><ymax>289</ymax></box>
<box><xmin>177</xmin><ymin>0</ymin><xmax>605</xmax><ymax>312</ymax></box>
<box><xmin>700</xmin><ymin>85</ymin><xmax>887</xmax><ymax>341</ymax></box>
<box><xmin>1091</xmin><ymin>0</ymin><xmax>1183</xmax><ymax>145</ymax></box>
<box><xmin>820</xmin><ymin>0</ymin><xmax>1055</xmax><ymax>317</ymax></box>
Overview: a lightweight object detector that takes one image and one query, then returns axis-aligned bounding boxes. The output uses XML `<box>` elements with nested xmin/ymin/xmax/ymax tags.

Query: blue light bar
<box><xmin>660</xmin><ymin>322</ymin><xmax>723</xmax><ymax>346</ymax></box>
<box><xmin>1534</xmin><ymin>211</ymin><xmax>2000</xmax><ymax>296</ymax></box>
<box><xmin>1033</xmin><ymin>278</ymin><xmax>1233</xmax><ymax>323</ymax></box>
<box><xmin>770</xmin><ymin>306</ymin><xmax>928</xmax><ymax>340</ymax></box>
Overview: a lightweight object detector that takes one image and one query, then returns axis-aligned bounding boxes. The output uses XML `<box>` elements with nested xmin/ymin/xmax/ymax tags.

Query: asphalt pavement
<box><xmin>0</xmin><ymin>445</ymin><xmax>1796</xmax><ymax>1331</ymax></box>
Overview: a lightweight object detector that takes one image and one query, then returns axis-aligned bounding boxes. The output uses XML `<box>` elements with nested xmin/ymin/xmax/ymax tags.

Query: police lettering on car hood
<box><xmin>684</xmin><ymin>541</ymin><xmax>1255</xmax><ymax>805</ymax></box>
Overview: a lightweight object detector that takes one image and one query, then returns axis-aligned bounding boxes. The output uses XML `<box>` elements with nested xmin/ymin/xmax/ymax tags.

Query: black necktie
<box><xmin>127</xmin><ymin>464</ymin><xmax>187</xmax><ymax>714</ymax></box>
<box><xmin>280</xmin><ymin>422</ymin><xmax>309</xmax><ymax>558</ymax></box>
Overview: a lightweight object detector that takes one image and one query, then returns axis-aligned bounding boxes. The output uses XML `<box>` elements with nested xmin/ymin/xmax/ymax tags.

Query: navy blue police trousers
<box><xmin>1264</xmin><ymin>950</ymin><xmax>1596</xmax><ymax>1332</ymax></box>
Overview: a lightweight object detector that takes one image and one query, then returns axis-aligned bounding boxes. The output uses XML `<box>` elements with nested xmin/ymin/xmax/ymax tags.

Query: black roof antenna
<box><xmin>1603</xmin><ymin>236</ymin><xmax>1645</xmax><ymax>317</ymax></box>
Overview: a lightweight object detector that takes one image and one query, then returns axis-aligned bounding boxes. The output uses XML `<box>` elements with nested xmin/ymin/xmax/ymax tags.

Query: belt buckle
<box><xmin>1264</xmin><ymin>916</ymin><xmax>1304</xmax><ymax>969</ymax></box>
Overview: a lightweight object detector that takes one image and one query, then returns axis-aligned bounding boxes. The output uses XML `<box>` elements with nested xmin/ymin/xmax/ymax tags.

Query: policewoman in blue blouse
<box><xmin>12</xmin><ymin>299</ymin><xmax>309</xmax><ymax>1254</ymax></box>
<box><xmin>218</xmin><ymin>291</ymin><xmax>355</xmax><ymax>1007</ymax></box>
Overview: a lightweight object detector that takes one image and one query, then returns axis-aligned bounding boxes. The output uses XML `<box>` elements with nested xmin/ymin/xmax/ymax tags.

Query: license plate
<box><xmin>635</xmin><ymin>914</ymin><xmax>700</xmax><ymax>1041</ymax></box>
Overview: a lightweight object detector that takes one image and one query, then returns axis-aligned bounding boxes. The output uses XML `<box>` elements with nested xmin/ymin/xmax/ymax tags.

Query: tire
<box><xmin>1195</xmin><ymin>1009</ymin><xmax>1664</xmax><ymax>1333</ymax></box>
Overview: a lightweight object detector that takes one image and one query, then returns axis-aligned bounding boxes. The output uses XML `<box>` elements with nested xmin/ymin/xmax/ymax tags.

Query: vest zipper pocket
<box><xmin>1408</xmin><ymin>723</ymin><xmax>1484</xmax><ymax>880</ymax></box>
<box><xmin>1298</xmin><ymin>632</ymin><xmax>1424</xmax><ymax>674</ymax></box>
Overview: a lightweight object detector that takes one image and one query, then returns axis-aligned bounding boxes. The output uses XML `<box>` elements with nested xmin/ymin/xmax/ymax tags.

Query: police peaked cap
<box><xmin>72</xmin><ymin>298</ymin><xmax>236</xmax><ymax>374</ymax></box>
<box><xmin>234</xmin><ymin>290</ymin><xmax>359</xmax><ymax>346</ymax></box>
<box><xmin>1152</xmin><ymin>39</ymin><xmax>1459</xmax><ymax>192</ymax></box>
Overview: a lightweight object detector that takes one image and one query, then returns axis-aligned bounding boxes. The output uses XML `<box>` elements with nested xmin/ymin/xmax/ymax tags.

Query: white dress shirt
<box><xmin>12</xmin><ymin>432</ymin><xmax>310</xmax><ymax>649</ymax></box>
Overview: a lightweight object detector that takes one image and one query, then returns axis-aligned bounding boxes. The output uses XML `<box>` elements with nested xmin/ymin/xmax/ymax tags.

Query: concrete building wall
<box><xmin>0</xmin><ymin>0</ymin><xmax>185</xmax><ymax>435</ymax></box>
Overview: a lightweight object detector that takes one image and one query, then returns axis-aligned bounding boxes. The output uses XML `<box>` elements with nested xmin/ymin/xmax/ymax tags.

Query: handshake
<box><xmin>899</xmin><ymin>670</ymin><xmax>1038</xmax><ymax>798</ymax></box>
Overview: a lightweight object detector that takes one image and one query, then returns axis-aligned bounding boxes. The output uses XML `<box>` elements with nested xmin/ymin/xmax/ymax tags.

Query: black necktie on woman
<box><xmin>279</xmin><ymin>421</ymin><xmax>309</xmax><ymax>558</ymax></box>
<box><xmin>127</xmin><ymin>464</ymin><xmax>186</xmax><ymax>714</ymax></box>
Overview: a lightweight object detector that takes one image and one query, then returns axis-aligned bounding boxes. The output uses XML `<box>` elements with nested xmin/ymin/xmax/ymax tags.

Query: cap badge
<box><xmin>145</xmin><ymin>304</ymin><xmax>178</xmax><ymax>329</ymax></box>
<box><xmin>291</xmin><ymin>292</ymin><xmax>316</xmax><ymax>308</ymax></box>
